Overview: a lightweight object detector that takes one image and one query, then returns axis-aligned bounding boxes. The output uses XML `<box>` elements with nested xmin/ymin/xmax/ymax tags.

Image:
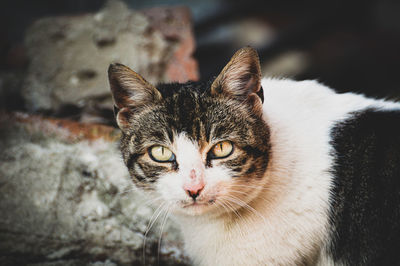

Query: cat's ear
<box><xmin>108</xmin><ymin>63</ymin><xmax>162</xmax><ymax>132</ymax></box>
<box><xmin>211</xmin><ymin>47</ymin><xmax>263</xmax><ymax>113</ymax></box>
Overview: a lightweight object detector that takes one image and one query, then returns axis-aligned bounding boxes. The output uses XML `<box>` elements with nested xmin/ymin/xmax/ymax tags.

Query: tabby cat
<box><xmin>108</xmin><ymin>47</ymin><xmax>400</xmax><ymax>265</ymax></box>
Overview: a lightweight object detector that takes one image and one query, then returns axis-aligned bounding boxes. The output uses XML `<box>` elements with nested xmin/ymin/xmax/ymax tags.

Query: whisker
<box><xmin>118</xmin><ymin>187</ymin><xmax>136</xmax><ymax>196</ymax></box>
<box><xmin>143</xmin><ymin>202</ymin><xmax>167</xmax><ymax>265</ymax></box>
<box><xmin>224</xmin><ymin>195</ymin><xmax>267</xmax><ymax>224</ymax></box>
<box><xmin>158</xmin><ymin>204</ymin><xmax>171</xmax><ymax>265</ymax></box>
<box><xmin>229</xmin><ymin>184</ymin><xmax>270</xmax><ymax>190</ymax></box>
<box><xmin>228</xmin><ymin>189</ymin><xmax>272</xmax><ymax>203</ymax></box>
<box><xmin>215</xmin><ymin>200</ymin><xmax>230</xmax><ymax>214</ymax></box>
<box><xmin>218</xmin><ymin>198</ymin><xmax>248</xmax><ymax>240</ymax></box>
<box><xmin>218</xmin><ymin>199</ymin><xmax>236</xmax><ymax>219</ymax></box>
<box><xmin>222</xmin><ymin>198</ymin><xmax>242</xmax><ymax>221</ymax></box>
<box><xmin>140</xmin><ymin>196</ymin><xmax>164</xmax><ymax>207</ymax></box>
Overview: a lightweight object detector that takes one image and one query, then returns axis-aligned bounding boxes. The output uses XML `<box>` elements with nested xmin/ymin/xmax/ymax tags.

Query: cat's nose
<box><xmin>186</xmin><ymin>186</ymin><xmax>204</xmax><ymax>201</ymax></box>
<box><xmin>184</xmin><ymin>182</ymin><xmax>205</xmax><ymax>201</ymax></box>
<box><xmin>184</xmin><ymin>169</ymin><xmax>205</xmax><ymax>200</ymax></box>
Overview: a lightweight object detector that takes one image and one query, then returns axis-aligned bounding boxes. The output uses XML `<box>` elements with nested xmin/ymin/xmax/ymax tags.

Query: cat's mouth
<box><xmin>177</xmin><ymin>195</ymin><xmax>220</xmax><ymax>215</ymax></box>
<box><xmin>181</xmin><ymin>197</ymin><xmax>217</xmax><ymax>209</ymax></box>
<box><xmin>182</xmin><ymin>201</ymin><xmax>210</xmax><ymax>208</ymax></box>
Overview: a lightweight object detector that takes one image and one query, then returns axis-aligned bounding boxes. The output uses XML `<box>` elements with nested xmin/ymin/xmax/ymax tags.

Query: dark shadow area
<box><xmin>194</xmin><ymin>0</ymin><xmax>400</xmax><ymax>98</ymax></box>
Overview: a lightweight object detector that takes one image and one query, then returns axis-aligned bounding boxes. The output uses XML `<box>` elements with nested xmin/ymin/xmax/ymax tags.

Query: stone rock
<box><xmin>22</xmin><ymin>0</ymin><xmax>198</xmax><ymax>113</ymax></box>
<box><xmin>141</xmin><ymin>7</ymin><xmax>198</xmax><ymax>83</ymax></box>
<box><xmin>0</xmin><ymin>113</ymin><xmax>190</xmax><ymax>265</ymax></box>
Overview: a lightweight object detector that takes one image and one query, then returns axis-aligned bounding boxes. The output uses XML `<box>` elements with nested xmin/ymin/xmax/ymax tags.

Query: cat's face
<box><xmin>109</xmin><ymin>47</ymin><xmax>270</xmax><ymax>216</ymax></box>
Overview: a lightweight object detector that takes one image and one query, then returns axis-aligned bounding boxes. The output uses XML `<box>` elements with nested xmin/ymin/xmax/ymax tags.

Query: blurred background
<box><xmin>1</xmin><ymin>0</ymin><xmax>400</xmax><ymax>265</ymax></box>
<box><xmin>2</xmin><ymin>0</ymin><xmax>400</xmax><ymax>121</ymax></box>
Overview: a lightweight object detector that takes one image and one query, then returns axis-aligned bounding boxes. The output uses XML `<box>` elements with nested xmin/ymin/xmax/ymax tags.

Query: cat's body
<box><xmin>178</xmin><ymin>79</ymin><xmax>400</xmax><ymax>265</ymax></box>
<box><xmin>108</xmin><ymin>47</ymin><xmax>400</xmax><ymax>265</ymax></box>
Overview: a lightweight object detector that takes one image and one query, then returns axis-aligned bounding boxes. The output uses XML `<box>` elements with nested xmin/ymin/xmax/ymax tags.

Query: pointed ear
<box><xmin>211</xmin><ymin>47</ymin><xmax>263</xmax><ymax>112</ymax></box>
<box><xmin>108</xmin><ymin>63</ymin><xmax>161</xmax><ymax>132</ymax></box>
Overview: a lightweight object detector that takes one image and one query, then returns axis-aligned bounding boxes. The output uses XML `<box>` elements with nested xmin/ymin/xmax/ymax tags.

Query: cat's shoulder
<box><xmin>261</xmin><ymin>78</ymin><xmax>335</xmax><ymax>101</ymax></box>
<box><xmin>261</xmin><ymin>77</ymin><xmax>400</xmax><ymax>120</ymax></box>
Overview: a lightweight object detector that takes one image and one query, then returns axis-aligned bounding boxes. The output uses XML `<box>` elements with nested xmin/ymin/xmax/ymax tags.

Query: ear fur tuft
<box><xmin>108</xmin><ymin>63</ymin><xmax>161</xmax><ymax>131</ymax></box>
<box><xmin>211</xmin><ymin>47</ymin><xmax>262</xmax><ymax>99</ymax></box>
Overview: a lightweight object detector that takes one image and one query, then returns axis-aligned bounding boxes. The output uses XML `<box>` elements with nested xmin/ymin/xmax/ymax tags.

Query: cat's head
<box><xmin>108</xmin><ymin>47</ymin><xmax>270</xmax><ymax>216</ymax></box>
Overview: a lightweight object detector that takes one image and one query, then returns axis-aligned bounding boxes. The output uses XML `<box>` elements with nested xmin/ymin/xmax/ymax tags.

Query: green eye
<box><xmin>149</xmin><ymin>146</ymin><xmax>175</xmax><ymax>162</ymax></box>
<box><xmin>210</xmin><ymin>141</ymin><xmax>234</xmax><ymax>159</ymax></box>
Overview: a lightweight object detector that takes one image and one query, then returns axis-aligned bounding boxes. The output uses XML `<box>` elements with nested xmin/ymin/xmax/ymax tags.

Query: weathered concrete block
<box><xmin>22</xmin><ymin>0</ymin><xmax>198</xmax><ymax>113</ymax></box>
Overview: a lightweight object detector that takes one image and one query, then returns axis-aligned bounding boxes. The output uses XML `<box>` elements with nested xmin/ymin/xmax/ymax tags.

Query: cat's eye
<box><xmin>149</xmin><ymin>146</ymin><xmax>175</xmax><ymax>162</ymax></box>
<box><xmin>210</xmin><ymin>141</ymin><xmax>234</xmax><ymax>159</ymax></box>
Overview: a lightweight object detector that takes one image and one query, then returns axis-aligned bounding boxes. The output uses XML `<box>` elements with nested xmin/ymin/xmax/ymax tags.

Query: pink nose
<box><xmin>184</xmin><ymin>169</ymin><xmax>205</xmax><ymax>200</ymax></box>
<box><xmin>184</xmin><ymin>182</ymin><xmax>205</xmax><ymax>200</ymax></box>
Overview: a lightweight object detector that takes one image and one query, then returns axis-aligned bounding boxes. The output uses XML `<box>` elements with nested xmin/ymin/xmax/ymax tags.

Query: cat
<box><xmin>108</xmin><ymin>47</ymin><xmax>400</xmax><ymax>266</ymax></box>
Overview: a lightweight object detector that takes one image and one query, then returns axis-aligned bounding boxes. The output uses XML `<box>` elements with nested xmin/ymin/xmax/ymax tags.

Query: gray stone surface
<box><xmin>22</xmin><ymin>0</ymin><xmax>174</xmax><ymax>112</ymax></box>
<box><xmin>0</xmin><ymin>117</ymin><xmax>189</xmax><ymax>265</ymax></box>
